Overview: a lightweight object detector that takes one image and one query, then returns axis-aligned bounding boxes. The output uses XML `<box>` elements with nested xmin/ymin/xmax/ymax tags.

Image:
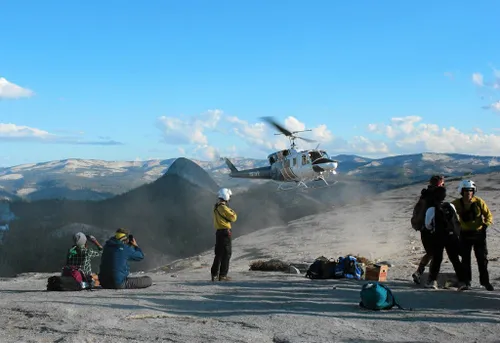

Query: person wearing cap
<box><xmin>452</xmin><ymin>180</ymin><xmax>494</xmax><ymax>291</ymax></box>
<box><xmin>98</xmin><ymin>228</ymin><xmax>152</xmax><ymax>289</ymax></box>
<box><xmin>64</xmin><ymin>232</ymin><xmax>103</xmax><ymax>278</ymax></box>
<box><xmin>211</xmin><ymin>188</ymin><xmax>237</xmax><ymax>282</ymax></box>
<box><xmin>411</xmin><ymin>175</ymin><xmax>445</xmax><ymax>284</ymax></box>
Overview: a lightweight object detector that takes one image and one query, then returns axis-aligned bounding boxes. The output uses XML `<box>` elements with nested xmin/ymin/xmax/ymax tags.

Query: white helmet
<box><xmin>458</xmin><ymin>179</ymin><xmax>477</xmax><ymax>194</ymax></box>
<box><xmin>217</xmin><ymin>188</ymin><xmax>232</xmax><ymax>201</ymax></box>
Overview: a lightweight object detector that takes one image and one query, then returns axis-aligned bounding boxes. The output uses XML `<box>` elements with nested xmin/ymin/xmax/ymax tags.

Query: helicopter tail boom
<box><xmin>224</xmin><ymin>158</ymin><xmax>272</xmax><ymax>179</ymax></box>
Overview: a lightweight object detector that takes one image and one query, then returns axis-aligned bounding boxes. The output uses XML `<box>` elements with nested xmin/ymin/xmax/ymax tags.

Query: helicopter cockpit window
<box><xmin>309</xmin><ymin>151</ymin><xmax>322</xmax><ymax>161</ymax></box>
<box><xmin>302</xmin><ymin>154</ymin><xmax>307</xmax><ymax>165</ymax></box>
<box><xmin>293</xmin><ymin>157</ymin><xmax>297</xmax><ymax>166</ymax></box>
<box><xmin>320</xmin><ymin>151</ymin><xmax>329</xmax><ymax>159</ymax></box>
<box><xmin>269</xmin><ymin>156</ymin><xmax>275</xmax><ymax>165</ymax></box>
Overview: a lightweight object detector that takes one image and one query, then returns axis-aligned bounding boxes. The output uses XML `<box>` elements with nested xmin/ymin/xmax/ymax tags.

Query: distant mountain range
<box><xmin>0</xmin><ymin>157</ymin><xmax>360</xmax><ymax>276</ymax></box>
<box><xmin>0</xmin><ymin>152</ymin><xmax>499</xmax><ymax>201</ymax></box>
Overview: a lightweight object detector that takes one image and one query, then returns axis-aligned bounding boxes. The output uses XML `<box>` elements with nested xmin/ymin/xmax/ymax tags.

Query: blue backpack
<box><xmin>334</xmin><ymin>255</ymin><xmax>364</xmax><ymax>280</ymax></box>
<box><xmin>359</xmin><ymin>282</ymin><xmax>407</xmax><ymax>310</ymax></box>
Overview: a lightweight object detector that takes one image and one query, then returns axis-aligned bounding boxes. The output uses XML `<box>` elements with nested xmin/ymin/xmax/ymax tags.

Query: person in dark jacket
<box><xmin>424</xmin><ymin>186</ymin><xmax>467</xmax><ymax>290</ymax></box>
<box><xmin>98</xmin><ymin>228</ymin><xmax>152</xmax><ymax>289</ymax></box>
<box><xmin>411</xmin><ymin>175</ymin><xmax>444</xmax><ymax>284</ymax></box>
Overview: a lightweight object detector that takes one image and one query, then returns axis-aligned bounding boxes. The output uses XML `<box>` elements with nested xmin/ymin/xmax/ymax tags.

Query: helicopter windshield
<box><xmin>309</xmin><ymin>151</ymin><xmax>322</xmax><ymax>161</ymax></box>
<box><xmin>320</xmin><ymin>151</ymin><xmax>330</xmax><ymax>159</ymax></box>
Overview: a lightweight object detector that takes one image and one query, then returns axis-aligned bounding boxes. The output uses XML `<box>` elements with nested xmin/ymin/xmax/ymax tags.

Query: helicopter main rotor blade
<box><xmin>296</xmin><ymin>136</ymin><xmax>316</xmax><ymax>143</ymax></box>
<box><xmin>261</xmin><ymin>116</ymin><xmax>293</xmax><ymax>137</ymax></box>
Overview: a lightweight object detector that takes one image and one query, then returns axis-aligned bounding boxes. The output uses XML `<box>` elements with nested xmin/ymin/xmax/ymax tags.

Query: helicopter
<box><xmin>223</xmin><ymin>116</ymin><xmax>339</xmax><ymax>191</ymax></box>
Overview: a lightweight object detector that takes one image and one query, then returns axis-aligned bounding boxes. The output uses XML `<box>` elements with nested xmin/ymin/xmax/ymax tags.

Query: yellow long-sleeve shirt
<box><xmin>451</xmin><ymin>196</ymin><xmax>493</xmax><ymax>232</ymax></box>
<box><xmin>213</xmin><ymin>202</ymin><xmax>237</xmax><ymax>230</ymax></box>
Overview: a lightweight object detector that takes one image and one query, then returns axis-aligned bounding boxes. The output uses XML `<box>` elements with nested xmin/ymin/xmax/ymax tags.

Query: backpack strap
<box><xmin>378</xmin><ymin>283</ymin><xmax>413</xmax><ymax>311</ymax></box>
<box><xmin>214</xmin><ymin>203</ymin><xmax>232</xmax><ymax>223</ymax></box>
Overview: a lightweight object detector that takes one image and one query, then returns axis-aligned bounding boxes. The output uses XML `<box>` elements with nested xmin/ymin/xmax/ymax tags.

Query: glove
<box><xmin>481</xmin><ymin>225</ymin><xmax>488</xmax><ymax>237</ymax></box>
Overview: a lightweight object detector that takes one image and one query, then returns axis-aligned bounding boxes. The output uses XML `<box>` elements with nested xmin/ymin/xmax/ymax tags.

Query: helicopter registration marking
<box><xmin>249</xmin><ymin>171</ymin><xmax>260</xmax><ymax>177</ymax></box>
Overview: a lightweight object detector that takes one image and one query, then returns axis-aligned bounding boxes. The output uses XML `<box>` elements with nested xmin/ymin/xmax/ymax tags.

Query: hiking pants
<box><xmin>211</xmin><ymin>229</ymin><xmax>232</xmax><ymax>277</ymax></box>
<box><xmin>460</xmin><ymin>231</ymin><xmax>490</xmax><ymax>285</ymax></box>
<box><xmin>100</xmin><ymin>276</ymin><xmax>152</xmax><ymax>289</ymax></box>
<box><xmin>123</xmin><ymin>276</ymin><xmax>153</xmax><ymax>289</ymax></box>
<box><xmin>428</xmin><ymin>233</ymin><xmax>465</xmax><ymax>282</ymax></box>
<box><xmin>417</xmin><ymin>230</ymin><xmax>434</xmax><ymax>274</ymax></box>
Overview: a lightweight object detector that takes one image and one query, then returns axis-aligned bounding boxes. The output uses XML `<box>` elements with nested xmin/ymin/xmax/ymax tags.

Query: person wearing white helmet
<box><xmin>211</xmin><ymin>188</ymin><xmax>237</xmax><ymax>282</ymax></box>
<box><xmin>451</xmin><ymin>179</ymin><xmax>494</xmax><ymax>291</ymax></box>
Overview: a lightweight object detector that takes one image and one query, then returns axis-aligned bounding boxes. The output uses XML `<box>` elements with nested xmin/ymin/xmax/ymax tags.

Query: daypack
<box><xmin>46</xmin><ymin>275</ymin><xmax>83</xmax><ymax>291</ymax></box>
<box><xmin>47</xmin><ymin>266</ymin><xmax>90</xmax><ymax>291</ymax></box>
<box><xmin>359</xmin><ymin>282</ymin><xmax>405</xmax><ymax>310</ymax></box>
<box><xmin>335</xmin><ymin>255</ymin><xmax>364</xmax><ymax>280</ymax></box>
<box><xmin>306</xmin><ymin>255</ymin><xmax>364</xmax><ymax>280</ymax></box>
<box><xmin>434</xmin><ymin>202</ymin><xmax>462</xmax><ymax>238</ymax></box>
<box><xmin>305</xmin><ymin>256</ymin><xmax>337</xmax><ymax>279</ymax></box>
<box><xmin>411</xmin><ymin>197</ymin><xmax>428</xmax><ymax>231</ymax></box>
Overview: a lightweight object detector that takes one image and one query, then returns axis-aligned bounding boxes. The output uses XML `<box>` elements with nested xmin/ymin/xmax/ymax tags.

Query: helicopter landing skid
<box><xmin>275</xmin><ymin>177</ymin><xmax>337</xmax><ymax>192</ymax></box>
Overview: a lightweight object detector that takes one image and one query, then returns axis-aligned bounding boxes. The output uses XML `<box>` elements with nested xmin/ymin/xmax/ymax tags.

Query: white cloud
<box><xmin>472</xmin><ymin>73</ymin><xmax>484</xmax><ymax>86</ymax></box>
<box><xmin>156</xmin><ymin>110</ymin><xmax>500</xmax><ymax>160</ymax></box>
<box><xmin>482</xmin><ymin>101</ymin><xmax>500</xmax><ymax>112</ymax></box>
<box><xmin>473</xmin><ymin>69</ymin><xmax>500</xmax><ymax>112</ymax></box>
<box><xmin>366</xmin><ymin>116</ymin><xmax>500</xmax><ymax>156</ymax></box>
<box><xmin>156</xmin><ymin>109</ymin><xmax>222</xmax><ymax>145</ymax></box>
<box><xmin>0</xmin><ymin>77</ymin><xmax>34</xmax><ymax>99</ymax></box>
<box><xmin>195</xmin><ymin>145</ymin><xmax>219</xmax><ymax>161</ymax></box>
<box><xmin>0</xmin><ymin>123</ymin><xmax>52</xmax><ymax>139</ymax></box>
<box><xmin>0</xmin><ymin>123</ymin><xmax>122</xmax><ymax>145</ymax></box>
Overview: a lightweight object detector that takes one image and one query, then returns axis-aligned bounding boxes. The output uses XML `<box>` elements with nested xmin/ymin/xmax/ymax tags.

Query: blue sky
<box><xmin>1</xmin><ymin>0</ymin><xmax>500</xmax><ymax>167</ymax></box>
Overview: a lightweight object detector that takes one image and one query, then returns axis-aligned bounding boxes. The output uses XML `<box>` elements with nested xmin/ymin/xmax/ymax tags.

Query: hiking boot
<box><xmin>219</xmin><ymin>276</ymin><xmax>231</xmax><ymax>281</ymax></box>
<box><xmin>457</xmin><ymin>282</ymin><xmax>471</xmax><ymax>291</ymax></box>
<box><xmin>484</xmin><ymin>283</ymin><xmax>494</xmax><ymax>291</ymax></box>
<box><xmin>425</xmin><ymin>280</ymin><xmax>438</xmax><ymax>289</ymax></box>
<box><xmin>412</xmin><ymin>272</ymin><xmax>421</xmax><ymax>285</ymax></box>
<box><xmin>211</xmin><ymin>275</ymin><xmax>218</xmax><ymax>282</ymax></box>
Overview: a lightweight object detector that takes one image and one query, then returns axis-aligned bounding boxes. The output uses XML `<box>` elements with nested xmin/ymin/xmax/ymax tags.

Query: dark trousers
<box><xmin>211</xmin><ymin>229</ymin><xmax>232</xmax><ymax>277</ymax></box>
<box><xmin>428</xmin><ymin>233</ymin><xmax>465</xmax><ymax>282</ymax></box>
<box><xmin>101</xmin><ymin>276</ymin><xmax>152</xmax><ymax>289</ymax></box>
<box><xmin>461</xmin><ymin>231</ymin><xmax>490</xmax><ymax>285</ymax></box>
<box><xmin>417</xmin><ymin>230</ymin><xmax>434</xmax><ymax>274</ymax></box>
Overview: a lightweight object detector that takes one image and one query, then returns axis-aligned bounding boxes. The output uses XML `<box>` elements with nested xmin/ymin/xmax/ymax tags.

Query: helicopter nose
<box><xmin>312</xmin><ymin>159</ymin><xmax>338</xmax><ymax>172</ymax></box>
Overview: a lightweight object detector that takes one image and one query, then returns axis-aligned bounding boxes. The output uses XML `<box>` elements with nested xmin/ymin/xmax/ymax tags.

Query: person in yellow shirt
<box><xmin>211</xmin><ymin>188</ymin><xmax>237</xmax><ymax>281</ymax></box>
<box><xmin>451</xmin><ymin>180</ymin><xmax>494</xmax><ymax>291</ymax></box>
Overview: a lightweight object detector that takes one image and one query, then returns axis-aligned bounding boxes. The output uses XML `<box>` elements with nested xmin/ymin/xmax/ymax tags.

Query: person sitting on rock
<box><xmin>64</xmin><ymin>232</ymin><xmax>103</xmax><ymax>281</ymax></box>
<box><xmin>98</xmin><ymin>228</ymin><xmax>152</xmax><ymax>289</ymax></box>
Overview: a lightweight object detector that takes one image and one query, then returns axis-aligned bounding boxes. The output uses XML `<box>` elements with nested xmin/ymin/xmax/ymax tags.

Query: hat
<box><xmin>429</xmin><ymin>175</ymin><xmax>444</xmax><ymax>187</ymax></box>
<box><xmin>115</xmin><ymin>228</ymin><xmax>129</xmax><ymax>240</ymax></box>
<box><xmin>73</xmin><ymin>232</ymin><xmax>87</xmax><ymax>247</ymax></box>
